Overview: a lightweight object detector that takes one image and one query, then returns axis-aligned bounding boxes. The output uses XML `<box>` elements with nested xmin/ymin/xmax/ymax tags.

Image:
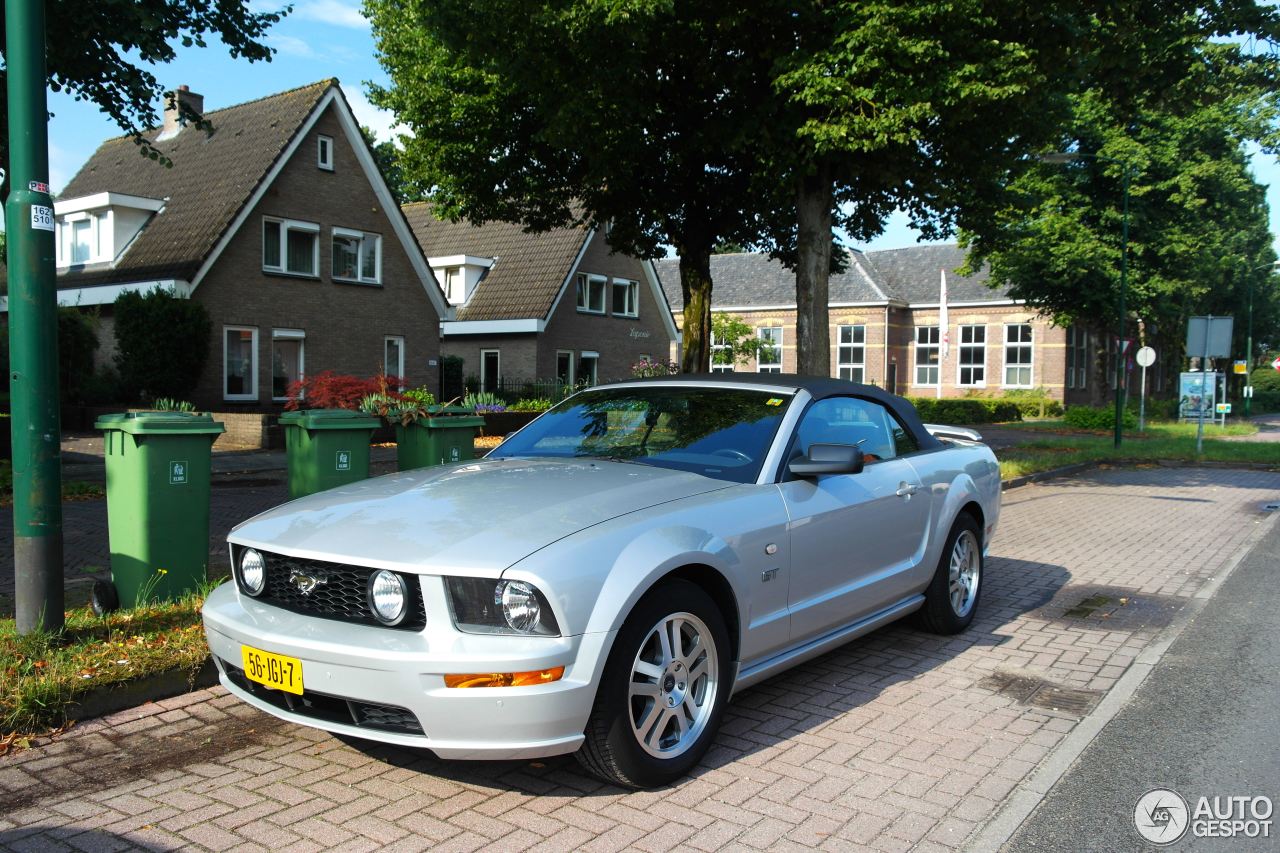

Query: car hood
<box><xmin>229</xmin><ymin>457</ymin><xmax>730</xmax><ymax>576</ymax></box>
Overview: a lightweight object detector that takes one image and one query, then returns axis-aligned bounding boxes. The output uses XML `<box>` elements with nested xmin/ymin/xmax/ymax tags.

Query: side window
<box><xmin>794</xmin><ymin>397</ymin><xmax>921</xmax><ymax>464</ymax></box>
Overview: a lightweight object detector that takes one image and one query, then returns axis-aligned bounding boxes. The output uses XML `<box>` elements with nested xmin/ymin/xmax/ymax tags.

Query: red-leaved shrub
<box><xmin>284</xmin><ymin>371</ymin><xmax>405</xmax><ymax>410</ymax></box>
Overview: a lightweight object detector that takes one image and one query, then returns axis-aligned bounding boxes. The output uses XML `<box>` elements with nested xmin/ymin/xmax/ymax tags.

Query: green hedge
<box><xmin>1248</xmin><ymin>366</ymin><xmax>1280</xmax><ymax>394</ymax></box>
<box><xmin>1251</xmin><ymin>390</ymin><xmax>1280</xmax><ymax>414</ymax></box>
<box><xmin>999</xmin><ymin>388</ymin><xmax>1065</xmax><ymax>419</ymax></box>
<box><xmin>907</xmin><ymin>397</ymin><xmax>1023</xmax><ymax>424</ymax></box>
<box><xmin>1064</xmin><ymin>404</ymin><xmax>1138</xmax><ymax>430</ymax></box>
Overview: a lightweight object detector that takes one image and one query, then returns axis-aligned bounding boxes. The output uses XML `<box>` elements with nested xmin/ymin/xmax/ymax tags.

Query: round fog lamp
<box><xmin>240</xmin><ymin>549</ymin><xmax>266</xmax><ymax>596</ymax></box>
<box><xmin>368</xmin><ymin>570</ymin><xmax>408</xmax><ymax>625</ymax></box>
<box><xmin>498</xmin><ymin>580</ymin><xmax>541</xmax><ymax>633</ymax></box>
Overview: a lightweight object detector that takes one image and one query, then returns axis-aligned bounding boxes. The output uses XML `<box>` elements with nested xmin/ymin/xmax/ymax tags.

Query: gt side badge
<box><xmin>761</xmin><ymin>568</ymin><xmax>779</xmax><ymax>583</ymax></box>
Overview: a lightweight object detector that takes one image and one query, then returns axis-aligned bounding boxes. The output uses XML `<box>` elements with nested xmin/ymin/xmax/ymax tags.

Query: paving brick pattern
<box><xmin>2</xmin><ymin>467</ymin><xmax>1278</xmax><ymax>852</ymax></box>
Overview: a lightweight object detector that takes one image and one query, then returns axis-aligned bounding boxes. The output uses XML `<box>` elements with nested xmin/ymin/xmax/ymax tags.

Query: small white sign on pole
<box><xmin>1135</xmin><ymin>346</ymin><xmax>1156</xmax><ymax>431</ymax></box>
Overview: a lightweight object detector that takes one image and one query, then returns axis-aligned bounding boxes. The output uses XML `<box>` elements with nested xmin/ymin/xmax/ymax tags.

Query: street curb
<box><xmin>1001</xmin><ymin>458</ymin><xmax>1280</xmax><ymax>491</ymax></box>
<box><xmin>65</xmin><ymin>658</ymin><xmax>218</xmax><ymax>724</ymax></box>
<box><xmin>1001</xmin><ymin>462</ymin><xmax>1098</xmax><ymax>490</ymax></box>
<box><xmin>966</xmin><ymin>494</ymin><xmax>1280</xmax><ymax>852</ymax></box>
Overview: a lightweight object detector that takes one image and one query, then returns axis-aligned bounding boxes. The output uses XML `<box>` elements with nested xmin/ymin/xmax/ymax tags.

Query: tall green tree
<box><xmin>367</xmin><ymin>0</ymin><xmax>780</xmax><ymax>372</ymax></box>
<box><xmin>962</xmin><ymin>40</ymin><xmax>1280</xmax><ymax>386</ymax></box>
<box><xmin>0</xmin><ymin>0</ymin><xmax>286</xmax><ymax>196</ymax></box>
<box><xmin>761</xmin><ymin>2</ymin><xmax>1280</xmax><ymax>375</ymax></box>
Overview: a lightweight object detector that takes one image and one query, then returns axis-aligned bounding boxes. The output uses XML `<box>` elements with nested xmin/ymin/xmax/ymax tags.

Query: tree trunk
<box><xmin>678</xmin><ymin>245</ymin><xmax>714</xmax><ymax>373</ymax></box>
<box><xmin>794</xmin><ymin>163</ymin><xmax>834</xmax><ymax>376</ymax></box>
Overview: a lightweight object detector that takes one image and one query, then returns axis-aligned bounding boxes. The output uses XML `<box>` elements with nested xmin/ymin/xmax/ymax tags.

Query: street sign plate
<box><xmin>1273</xmin><ymin>355</ymin><xmax>1280</xmax><ymax>371</ymax></box>
<box><xmin>1186</xmin><ymin>316</ymin><xmax>1234</xmax><ymax>359</ymax></box>
<box><xmin>1136</xmin><ymin>346</ymin><xmax>1156</xmax><ymax>367</ymax></box>
<box><xmin>1233</xmin><ymin>360</ymin><xmax>1248</xmax><ymax>374</ymax></box>
<box><xmin>1216</xmin><ymin>403</ymin><xmax>1232</xmax><ymax>414</ymax></box>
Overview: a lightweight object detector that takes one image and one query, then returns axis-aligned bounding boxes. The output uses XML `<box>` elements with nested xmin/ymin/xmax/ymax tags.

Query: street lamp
<box><xmin>1039</xmin><ymin>152</ymin><xmax>1135</xmax><ymax>448</ymax></box>
<box><xmin>1245</xmin><ymin>259</ymin><xmax>1280</xmax><ymax>417</ymax></box>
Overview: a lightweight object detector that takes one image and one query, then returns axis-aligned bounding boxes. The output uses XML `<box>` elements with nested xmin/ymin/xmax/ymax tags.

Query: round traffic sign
<box><xmin>1273</xmin><ymin>355</ymin><xmax>1280</xmax><ymax>372</ymax></box>
<box><xmin>1135</xmin><ymin>346</ymin><xmax>1156</xmax><ymax>368</ymax></box>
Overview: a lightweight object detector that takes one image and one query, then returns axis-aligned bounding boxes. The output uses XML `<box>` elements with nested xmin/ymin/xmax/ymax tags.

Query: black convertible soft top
<box><xmin>623</xmin><ymin>372</ymin><xmax>942</xmax><ymax>451</ymax></box>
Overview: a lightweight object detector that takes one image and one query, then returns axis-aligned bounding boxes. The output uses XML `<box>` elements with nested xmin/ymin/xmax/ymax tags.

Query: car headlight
<box><xmin>368</xmin><ymin>569</ymin><xmax>409</xmax><ymax>626</ymax></box>
<box><xmin>445</xmin><ymin>577</ymin><xmax>560</xmax><ymax>636</ymax></box>
<box><xmin>239</xmin><ymin>548</ymin><xmax>266</xmax><ymax>596</ymax></box>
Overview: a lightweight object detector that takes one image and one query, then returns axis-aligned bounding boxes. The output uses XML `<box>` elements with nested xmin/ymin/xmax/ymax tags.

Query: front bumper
<box><xmin>201</xmin><ymin>580</ymin><xmax>612</xmax><ymax>760</ymax></box>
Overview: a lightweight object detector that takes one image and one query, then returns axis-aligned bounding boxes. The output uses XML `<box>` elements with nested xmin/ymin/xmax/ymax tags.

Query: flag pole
<box><xmin>937</xmin><ymin>269</ymin><xmax>949</xmax><ymax>400</ymax></box>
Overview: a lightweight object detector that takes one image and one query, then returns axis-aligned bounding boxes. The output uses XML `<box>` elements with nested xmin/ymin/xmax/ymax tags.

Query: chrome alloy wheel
<box><xmin>949</xmin><ymin>529</ymin><xmax>981</xmax><ymax>618</ymax></box>
<box><xmin>628</xmin><ymin>611</ymin><xmax>719</xmax><ymax>759</ymax></box>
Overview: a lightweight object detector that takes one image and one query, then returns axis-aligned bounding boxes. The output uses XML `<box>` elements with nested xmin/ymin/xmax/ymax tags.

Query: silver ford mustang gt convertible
<box><xmin>203</xmin><ymin>374</ymin><xmax>1001</xmax><ymax>787</ymax></box>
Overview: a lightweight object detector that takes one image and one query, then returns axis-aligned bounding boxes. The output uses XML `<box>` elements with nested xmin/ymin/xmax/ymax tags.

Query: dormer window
<box><xmin>428</xmin><ymin>255</ymin><xmax>494</xmax><ymax>306</ymax></box>
<box><xmin>54</xmin><ymin>191</ymin><xmax>163</xmax><ymax>268</ymax></box>
<box><xmin>318</xmin><ymin>135</ymin><xmax>334</xmax><ymax>171</ymax></box>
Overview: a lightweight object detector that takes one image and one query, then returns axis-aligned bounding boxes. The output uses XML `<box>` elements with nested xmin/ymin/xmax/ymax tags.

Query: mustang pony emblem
<box><xmin>288</xmin><ymin>568</ymin><xmax>328</xmax><ymax>596</ymax></box>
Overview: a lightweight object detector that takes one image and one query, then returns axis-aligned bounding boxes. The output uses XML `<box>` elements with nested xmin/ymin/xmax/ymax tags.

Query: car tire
<box><xmin>918</xmin><ymin>513</ymin><xmax>983</xmax><ymax>634</ymax></box>
<box><xmin>576</xmin><ymin>579</ymin><xmax>732</xmax><ymax>789</ymax></box>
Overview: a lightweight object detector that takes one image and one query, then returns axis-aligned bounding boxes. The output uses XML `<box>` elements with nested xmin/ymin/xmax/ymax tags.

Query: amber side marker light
<box><xmin>444</xmin><ymin>667</ymin><xmax>566</xmax><ymax>688</ymax></box>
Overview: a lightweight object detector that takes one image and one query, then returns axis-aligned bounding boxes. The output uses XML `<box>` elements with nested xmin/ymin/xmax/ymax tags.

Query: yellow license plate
<box><xmin>241</xmin><ymin>645</ymin><xmax>304</xmax><ymax>695</ymax></box>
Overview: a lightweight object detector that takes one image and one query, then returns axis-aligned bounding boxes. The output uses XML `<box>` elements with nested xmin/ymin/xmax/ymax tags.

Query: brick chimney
<box><xmin>158</xmin><ymin>85</ymin><xmax>204</xmax><ymax>140</ymax></box>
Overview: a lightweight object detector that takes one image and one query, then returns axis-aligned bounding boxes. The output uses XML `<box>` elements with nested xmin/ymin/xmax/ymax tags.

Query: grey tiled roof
<box><xmin>52</xmin><ymin>80</ymin><xmax>335</xmax><ymax>288</ymax></box>
<box><xmin>656</xmin><ymin>244</ymin><xmax>1008</xmax><ymax>311</ymax></box>
<box><xmin>656</xmin><ymin>250</ymin><xmax>890</xmax><ymax>312</ymax></box>
<box><xmin>403</xmin><ymin>203</ymin><xmax>589</xmax><ymax>321</ymax></box>
<box><xmin>864</xmin><ymin>244</ymin><xmax>1007</xmax><ymax>304</ymax></box>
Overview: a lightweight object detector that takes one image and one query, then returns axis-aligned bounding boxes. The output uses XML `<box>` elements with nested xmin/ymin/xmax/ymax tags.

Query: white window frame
<box><xmin>576</xmin><ymin>273</ymin><xmax>607</xmax><ymax>314</ymax></box>
<box><xmin>444</xmin><ymin>266</ymin><xmax>465</xmax><ymax>305</ymax></box>
<box><xmin>317</xmin><ymin>135</ymin><xmax>334</xmax><ymax>171</ymax></box>
<box><xmin>271</xmin><ymin>328</ymin><xmax>305</xmax><ymax>402</ymax></box>
<box><xmin>757</xmin><ymin>327</ymin><xmax>783</xmax><ymax>373</ymax></box>
<box><xmin>223</xmin><ymin>325</ymin><xmax>259</xmax><ymax>401</ymax></box>
<box><xmin>1003</xmin><ymin>323</ymin><xmax>1035</xmax><ymax>388</ymax></box>
<box><xmin>556</xmin><ymin>349</ymin><xmax>576</xmax><ymax>386</ymax></box>
<box><xmin>384</xmin><ymin>335</ymin><xmax>405</xmax><ymax>380</ymax></box>
<box><xmin>710</xmin><ymin>331</ymin><xmax>734</xmax><ymax>373</ymax></box>
<box><xmin>60</xmin><ymin>211</ymin><xmax>106</xmax><ymax>266</ymax></box>
<box><xmin>481</xmin><ymin>349</ymin><xmax>501</xmax><ymax>393</ymax></box>
<box><xmin>837</xmin><ymin>324</ymin><xmax>865</xmax><ymax>382</ymax></box>
<box><xmin>332</xmin><ymin>227</ymin><xmax>382</xmax><ymax>285</ymax></box>
<box><xmin>957</xmin><ymin>324</ymin><xmax>987</xmax><ymax>387</ymax></box>
<box><xmin>262</xmin><ymin>216</ymin><xmax>320</xmax><ymax>277</ymax></box>
<box><xmin>914</xmin><ymin>326</ymin><xmax>940</xmax><ymax>386</ymax></box>
<box><xmin>580</xmin><ymin>350</ymin><xmax>600</xmax><ymax>385</ymax></box>
<box><xmin>612</xmin><ymin>278</ymin><xmax>639</xmax><ymax>318</ymax></box>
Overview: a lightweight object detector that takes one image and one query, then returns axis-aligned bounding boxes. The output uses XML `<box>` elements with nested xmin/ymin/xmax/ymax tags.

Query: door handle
<box><xmin>896</xmin><ymin>482</ymin><xmax>919</xmax><ymax>498</ymax></box>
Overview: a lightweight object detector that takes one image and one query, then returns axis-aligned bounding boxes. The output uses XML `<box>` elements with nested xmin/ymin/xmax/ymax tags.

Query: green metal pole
<box><xmin>1113</xmin><ymin>166</ymin><xmax>1130</xmax><ymax>448</ymax></box>
<box><xmin>1245</xmin><ymin>274</ymin><xmax>1253</xmax><ymax>418</ymax></box>
<box><xmin>6</xmin><ymin>0</ymin><xmax>65</xmax><ymax>634</ymax></box>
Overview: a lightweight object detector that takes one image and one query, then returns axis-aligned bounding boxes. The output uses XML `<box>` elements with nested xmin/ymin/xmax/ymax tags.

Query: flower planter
<box><xmin>395</xmin><ymin>413</ymin><xmax>485</xmax><ymax>471</ymax></box>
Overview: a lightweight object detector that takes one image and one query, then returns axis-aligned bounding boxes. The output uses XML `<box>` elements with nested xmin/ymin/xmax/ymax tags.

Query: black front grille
<box><xmin>237</xmin><ymin>548</ymin><xmax>427</xmax><ymax>631</ymax></box>
<box><xmin>222</xmin><ymin>660</ymin><xmax>425</xmax><ymax>735</ymax></box>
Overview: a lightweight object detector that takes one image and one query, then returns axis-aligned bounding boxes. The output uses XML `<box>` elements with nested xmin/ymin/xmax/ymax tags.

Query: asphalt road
<box><xmin>1004</xmin><ymin>510</ymin><xmax>1280</xmax><ymax>852</ymax></box>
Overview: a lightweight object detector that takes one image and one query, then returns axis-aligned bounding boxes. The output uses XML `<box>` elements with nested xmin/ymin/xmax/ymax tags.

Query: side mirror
<box><xmin>788</xmin><ymin>443</ymin><xmax>864</xmax><ymax>477</ymax></box>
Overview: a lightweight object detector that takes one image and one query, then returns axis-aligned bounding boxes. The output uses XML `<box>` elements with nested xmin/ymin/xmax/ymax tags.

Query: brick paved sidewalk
<box><xmin>1</xmin><ymin>467</ymin><xmax>1278</xmax><ymax>852</ymax></box>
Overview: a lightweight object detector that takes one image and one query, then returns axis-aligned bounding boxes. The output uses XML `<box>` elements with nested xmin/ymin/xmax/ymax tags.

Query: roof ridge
<box><xmin>88</xmin><ymin>79</ymin><xmax>338</xmax><ymax>144</ymax></box>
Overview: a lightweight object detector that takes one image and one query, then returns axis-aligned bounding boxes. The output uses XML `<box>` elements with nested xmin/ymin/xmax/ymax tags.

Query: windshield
<box><xmin>488</xmin><ymin>385</ymin><xmax>794</xmax><ymax>483</ymax></box>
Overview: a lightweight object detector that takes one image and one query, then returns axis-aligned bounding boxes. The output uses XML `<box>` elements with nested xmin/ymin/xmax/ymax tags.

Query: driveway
<box><xmin>1</xmin><ymin>467</ymin><xmax>1277</xmax><ymax>852</ymax></box>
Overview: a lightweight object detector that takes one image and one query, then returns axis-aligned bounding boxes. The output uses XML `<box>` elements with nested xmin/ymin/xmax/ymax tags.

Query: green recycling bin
<box><xmin>95</xmin><ymin>412</ymin><xmax>226</xmax><ymax>611</ymax></box>
<box><xmin>395</xmin><ymin>410</ymin><xmax>485</xmax><ymax>471</ymax></box>
<box><xmin>279</xmin><ymin>409</ymin><xmax>381</xmax><ymax>499</ymax></box>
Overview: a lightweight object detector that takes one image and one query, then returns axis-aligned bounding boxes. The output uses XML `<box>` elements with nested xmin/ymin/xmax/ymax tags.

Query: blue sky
<box><xmin>40</xmin><ymin>0</ymin><xmax>1280</xmax><ymax>255</ymax></box>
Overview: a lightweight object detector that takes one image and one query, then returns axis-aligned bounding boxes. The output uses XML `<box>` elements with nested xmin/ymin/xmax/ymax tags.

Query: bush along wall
<box><xmin>1063</xmin><ymin>405</ymin><xmax>1138</xmax><ymax>430</ymax></box>
<box><xmin>907</xmin><ymin>398</ymin><xmax>1023</xmax><ymax>424</ymax></box>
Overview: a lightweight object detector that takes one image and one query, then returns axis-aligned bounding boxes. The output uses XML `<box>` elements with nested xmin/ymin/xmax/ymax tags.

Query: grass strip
<box><xmin>0</xmin><ymin>589</ymin><xmax>213</xmax><ymax>741</ymax></box>
<box><xmin>997</xmin><ymin>434</ymin><xmax>1279</xmax><ymax>479</ymax></box>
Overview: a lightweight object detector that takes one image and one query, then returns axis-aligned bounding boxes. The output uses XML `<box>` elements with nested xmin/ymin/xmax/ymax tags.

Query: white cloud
<box><xmin>341</xmin><ymin>83</ymin><xmax>407</xmax><ymax>143</ymax></box>
<box><xmin>267</xmin><ymin>34</ymin><xmax>317</xmax><ymax>58</ymax></box>
<box><xmin>293</xmin><ymin>0</ymin><xmax>368</xmax><ymax>30</ymax></box>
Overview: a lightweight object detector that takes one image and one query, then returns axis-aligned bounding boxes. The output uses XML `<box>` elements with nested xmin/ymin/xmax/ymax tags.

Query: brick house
<box><xmin>4</xmin><ymin>80</ymin><xmax>449</xmax><ymax>412</ymax></box>
<box><xmin>657</xmin><ymin>245</ymin><xmax>1097</xmax><ymax>403</ymax></box>
<box><xmin>403</xmin><ymin>204</ymin><xmax>678</xmax><ymax>392</ymax></box>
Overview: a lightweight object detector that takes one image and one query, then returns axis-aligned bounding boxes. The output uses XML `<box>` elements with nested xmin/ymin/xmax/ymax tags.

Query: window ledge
<box><xmin>262</xmin><ymin>269</ymin><xmax>321</xmax><ymax>281</ymax></box>
<box><xmin>333</xmin><ymin>276</ymin><xmax>383</xmax><ymax>287</ymax></box>
<box><xmin>576</xmin><ymin>308</ymin><xmax>606</xmax><ymax>315</ymax></box>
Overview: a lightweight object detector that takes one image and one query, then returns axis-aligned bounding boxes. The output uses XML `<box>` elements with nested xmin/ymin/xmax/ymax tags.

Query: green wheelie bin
<box><xmin>94</xmin><ymin>412</ymin><xmax>226</xmax><ymax>612</ymax></box>
<box><xmin>279</xmin><ymin>409</ymin><xmax>381</xmax><ymax>499</ymax></box>
<box><xmin>395</xmin><ymin>410</ymin><xmax>485</xmax><ymax>471</ymax></box>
